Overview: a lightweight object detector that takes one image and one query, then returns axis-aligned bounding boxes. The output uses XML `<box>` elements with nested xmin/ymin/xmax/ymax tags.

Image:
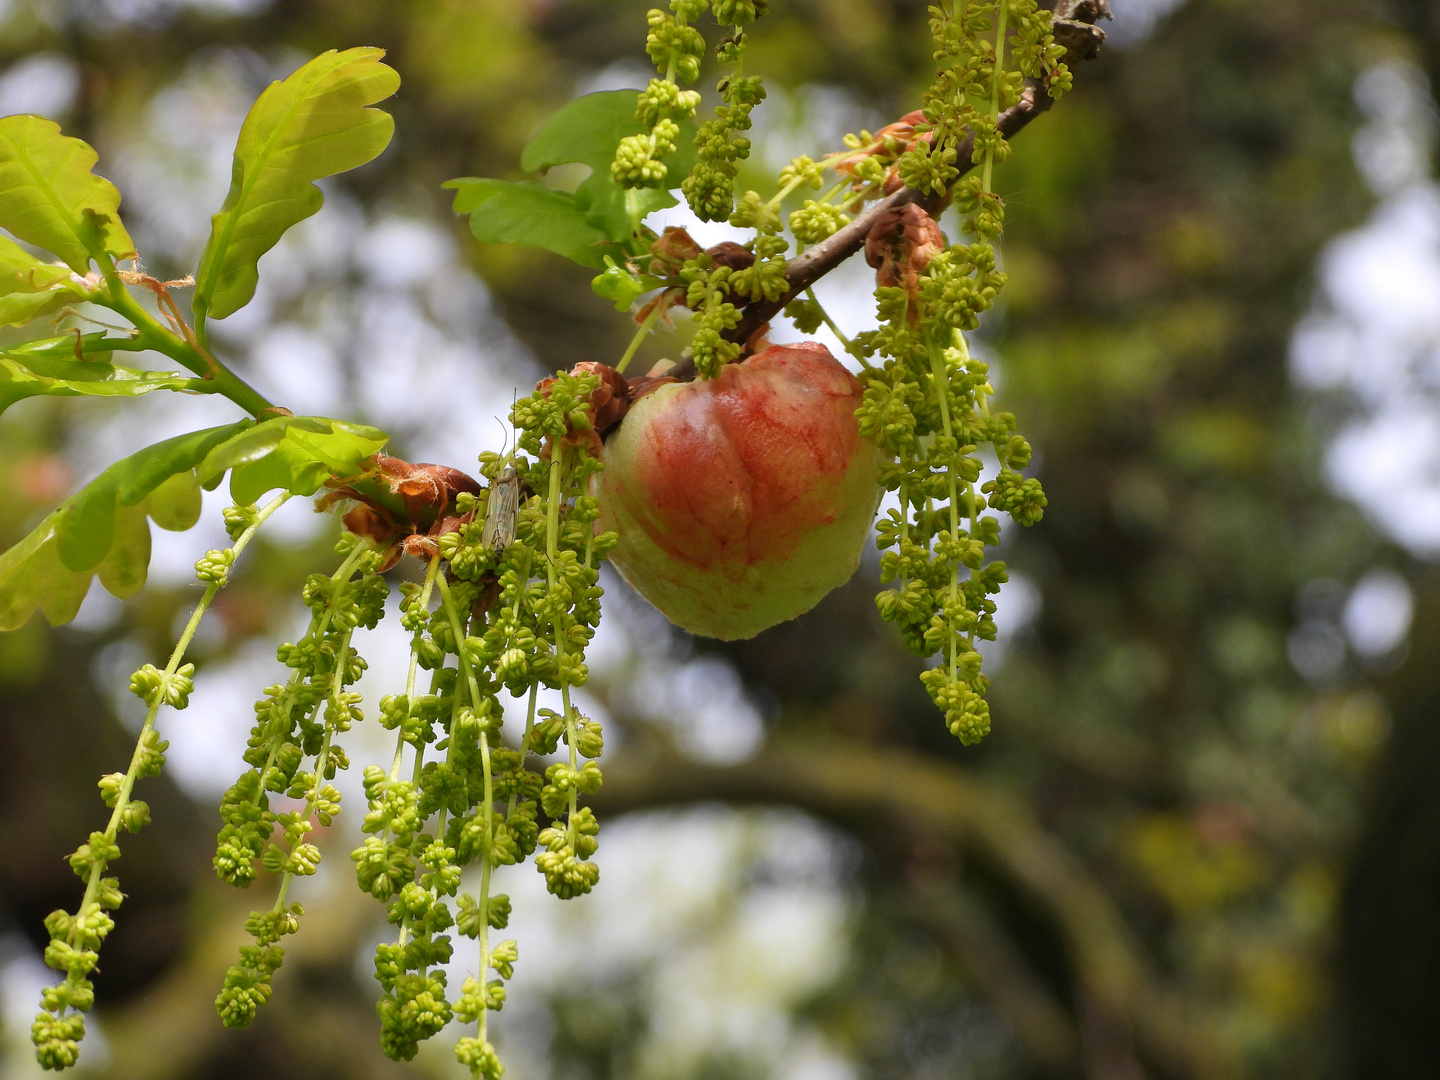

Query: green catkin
<box><xmin>854</xmin><ymin>0</ymin><xmax>1061</xmax><ymax>741</ymax></box>
<box><xmin>33</xmin><ymin>491</ymin><xmax>292</xmax><ymax>1070</ymax></box>
<box><xmin>336</xmin><ymin>370</ymin><xmax>615</xmax><ymax>1078</ymax></box>
<box><xmin>214</xmin><ymin>533</ymin><xmax>387</xmax><ymax>1028</ymax></box>
<box><xmin>682</xmin><ymin>4</ymin><xmax>767</xmax><ymax>223</ymax></box>
<box><xmin>612</xmin><ymin>1</ymin><xmax>708</xmax><ymax>210</ymax></box>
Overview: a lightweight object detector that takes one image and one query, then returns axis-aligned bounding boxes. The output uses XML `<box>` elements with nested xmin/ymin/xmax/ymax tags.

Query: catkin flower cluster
<box><xmin>854</xmin><ymin>0</ymin><xmax>1060</xmax><ymax>742</ymax></box>
<box><xmin>203</xmin><ymin>369</ymin><xmax>613</xmax><ymax>1080</ymax></box>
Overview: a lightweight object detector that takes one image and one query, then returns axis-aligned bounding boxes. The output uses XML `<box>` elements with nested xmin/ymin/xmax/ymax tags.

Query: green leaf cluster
<box><xmin>446</xmin><ymin>91</ymin><xmax>696</xmax><ymax>269</ymax></box>
<box><xmin>0</xmin><ymin>115</ymin><xmax>136</xmax><ymax>274</ymax></box>
<box><xmin>1</xmin><ymin>334</ymin><xmax>202</xmax><ymax>414</ymax></box>
<box><xmin>0</xmin><ymin>48</ymin><xmax>401</xmax><ymax>642</ymax></box>
<box><xmin>0</xmin><ymin>235</ymin><xmax>89</xmax><ymax>327</ymax></box>
<box><xmin>0</xmin><ymin>417</ymin><xmax>387</xmax><ymax>631</ymax></box>
<box><xmin>193</xmin><ymin>47</ymin><xmax>400</xmax><ymax>323</ymax></box>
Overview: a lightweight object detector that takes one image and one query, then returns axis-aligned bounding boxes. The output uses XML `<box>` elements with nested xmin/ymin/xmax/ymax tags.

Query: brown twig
<box><xmin>668</xmin><ymin>0</ymin><xmax>1111</xmax><ymax>381</ymax></box>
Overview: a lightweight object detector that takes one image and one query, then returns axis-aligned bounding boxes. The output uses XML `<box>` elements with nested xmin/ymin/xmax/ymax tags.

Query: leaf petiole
<box><xmin>96</xmin><ymin>282</ymin><xmax>275</xmax><ymax>417</ymax></box>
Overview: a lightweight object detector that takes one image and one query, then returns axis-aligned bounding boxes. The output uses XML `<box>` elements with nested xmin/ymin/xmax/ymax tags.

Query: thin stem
<box><xmin>545</xmin><ymin>450</ymin><xmax>563</xmax><ymax>581</ymax></box>
<box><xmin>615</xmin><ymin>300</ymin><xmax>665</xmax><ymax>375</ymax></box>
<box><xmin>929</xmin><ymin>342</ymin><xmax>964</xmax><ymax>681</ymax></box>
<box><xmin>817</xmin><ymin>174</ymin><xmax>857</xmax><ymax>207</ymax></box>
<box><xmin>477</xmin><ymin>855</ymin><xmax>493</xmax><ymax>1043</ymax></box>
<box><xmin>804</xmin><ymin>287</ymin><xmax>873</xmax><ymax>371</ymax></box>
<box><xmin>765</xmin><ymin>173</ymin><xmax>810</xmax><ymax>214</ymax></box>
<box><xmin>947</xmin><ymin>330</ymin><xmax>987</xmax><ymax>655</ymax></box>
<box><xmin>99</xmin><ymin>283</ymin><xmax>275</xmax><ymax>417</ymax></box>
<box><xmin>543</xmin><ymin>447</ymin><xmax>582</xmax><ymax>845</ymax></box>
<box><xmin>434</xmin><ymin>575</ymin><xmax>497</xmax><ymax>1024</ymax></box>
<box><xmin>390</xmin><ymin>555</ymin><xmax>443</xmax><ymax>782</ymax></box>
<box><xmin>983</xmin><ymin>0</ymin><xmax>1010</xmax><ymax>196</ymax></box>
<box><xmin>63</xmin><ymin>491</ymin><xmax>290</xmax><ymax>992</ymax></box>
<box><xmin>246</xmin><ymin>538</ymin><xmax>372</xmax><ymax>817</ymax></box>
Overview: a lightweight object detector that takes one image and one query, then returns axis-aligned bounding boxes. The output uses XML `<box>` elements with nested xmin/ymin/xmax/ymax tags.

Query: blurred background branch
<box><xmin>1</xmin><ymin>1</ymin><xmax>1437</xmax><ymax>1078</ymax></box>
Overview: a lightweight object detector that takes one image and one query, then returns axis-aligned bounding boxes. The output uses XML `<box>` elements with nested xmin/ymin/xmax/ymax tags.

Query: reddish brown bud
<box><xmin>865</xmin><ymin>202</ymin><xmax>945</xmax><ymax>291</ymax></box>
<box><xmin>648</xmin><ymin>226</ymin><xmax>703</xmax><ymax>276</ymax></box>
<box><xmin>325</xmin><ymin>453</ymin><xmax>482</xmax><ymax>567</ymax></box>
<box><xmin>705</xmin><ymin>242</ymin><xmax>756</xmax><ymax>272</ymax></box>
<box><xmin>536</xmin><ymin>362</ymin><xmax>632</xmax><ymax>456</ymax></box>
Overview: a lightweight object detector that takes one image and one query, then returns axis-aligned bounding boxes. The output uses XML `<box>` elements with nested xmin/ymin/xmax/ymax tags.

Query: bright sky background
<box><xmin>1</xmin><ymin>1</ymin><xmax>1424</xmax><ymax>1074</ymax></box>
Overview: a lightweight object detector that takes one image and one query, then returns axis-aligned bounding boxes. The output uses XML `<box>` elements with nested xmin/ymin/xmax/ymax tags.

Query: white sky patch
<box><xmin>1289</xmin><ymin>59</ymin><xmax>1440</xmax><ymax>584</ymax></box>
<box><xmin>0</xmin><ymin>53</ymin><xmax>79</xmax><ymax>117</ymax></box>
<box><xmin>1104</xmin><ymin>0</ymin><xmax>1187</xmax><ymax>47</ymax></box>
<box><xmin>1344</xmin><ymin>568</ymin><xmax>1413</xmax><ymax>658</ymax></box>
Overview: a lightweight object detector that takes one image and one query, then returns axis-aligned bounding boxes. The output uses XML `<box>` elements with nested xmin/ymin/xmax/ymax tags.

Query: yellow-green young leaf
<box><xmin>0</xmin><ymin>414</ymin><xmax>389</xmax><ymax>630</ymax></box>
<box><xmin>0</xmin><ymin>234</ymin><xmax>75</xmax><ymax>293</ymax></box>
<box><xmin>0</xmin><ymin>477</ymin><xmax>201</xmax><ymax>631</ymax></box>
<box><xmin>0</xmin><ymin>115</ymin><xmax>136</xmax><ymax>273</ymax></box>
<box><xmin>193</xmin><ymin>415</ymin><xmax>388</xmax><ymax>505</ymax></box>
<box><xmin>0</xmin><ymin>230</ymin><xmax>90</xmax><ymax>326</ymax></box>
<box><xmin>0</xmin><ymin>353</ymin><xmax>199</xmax><ymax>416</ymax></box>
<box><xmin>194</xmin><ymin>48</ymin><xmax>400</xmax><ymax>322</ymax></box>
<box><xmin>0</xmin><ymin>288</ymin><xmax>70</xmax><ymax>328</ymax></box>
<box><xmin>54</xmin><ymin>423</ymin><xmax>251</xmax><ymax>573</ymax></box>
<box><xmin>144</xmin><ymin>470</ymin><xmax>203</xmax><ymax>532</ymax></box>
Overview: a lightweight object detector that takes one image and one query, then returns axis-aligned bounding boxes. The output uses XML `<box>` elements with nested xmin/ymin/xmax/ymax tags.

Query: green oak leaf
<box><xmin>0</xmin><ymin>289</ymin><xmax>71</xmax><ymax>328</ymax></box>
<box><xmin>193</xmin><ymin>48</ymin><xmax>400</xmax><ymax>322</ymax></box>
<box><xmin>0</xmin><ymin>348</ymin><xmax>200</xmax><ymax>416</ymax></box>
<box><xmin>0</xmin><ymin>219</ymin><xmax>95</xmax><ymax>326</ymax></box>
<box><xmin>55</xmin><ymin>423</ymin><xmax>251</xmax><ymax>573</ymax></box>
<box><xmin>447</xmin><ymin>91</ymin><xmax>699</xmax><ymax>264</ymax></box>
<box><xmin>445</xmin><ymin>179</ymin><xmax>622</xmax><ymax>269</ymax></box>
<box><xmin>0</xmin><ymin>234</ymin><xmax>76</xmax><ymax>292</ymax></box>
<box><xmin>3</xmin><ymin>331</ymin><xmax>111</xmax><ymax>363</ymax></box>
<box><xmin>196</xmin><ymin>415</ymin><xmax>388</xmax><ymax>505</ymax></box>
<box><xmin>520</xmin><ymin>90</ymin><xmax>697</xmax><ymax>240</ymax></box>
<box><xmin>0</xmin><ymin>115</ymin><xmax>136</xmax><ymax>273</ymax></box>
<box><xmin>592</xmin><ymin>256</ymin><xmax>666</xmax><ymax>312</ymax></box>
<box><xmin>0</xmin><ymin>467</ymin><xmax>206</xmax><ymax>631</ymax></box>
<box><xmin>0</xmin><ymin>414</ymin><xmax>390</xmax><ymax>629</ymax></box>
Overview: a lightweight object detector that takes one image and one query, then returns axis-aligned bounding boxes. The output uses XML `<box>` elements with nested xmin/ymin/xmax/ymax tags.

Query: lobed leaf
<box><xmin>0</xmin><ymin>234</ymin><xmax>90</xmax><ymax>326</ymax></box>
<box><xmin>0</xmin><ymin>351</ymin><xmax>199</xmax><ymax>416</ymax></box>
<box><xmin>446</xmin><ymin>179</ymin><xmax>622</xmax><ymax>269</ymax></box>
<box><xmin>0</xmin><ymin>414</ymin><xmax>389</xmax><ymax>629</ymax></box>
<box><xmin>193</xmin><ymin>48</ymin><xmax>400</xmax><ymax>322</ymax></box>
<box><xmin>520</xmin><ymin>91</ymin><xmax>666</xmax><ymax>175</ymax></box>
<box><xmin>0</xmin><ymin>470</ymin><xmax>206</xmax><ymax>632</ymax></box>
<box><xmin>0</xmin><ymin>115</ymin><xmax>136</xmax><ymax>273</ymax></box>
<box><xmin>527</xmin><ymin>92</ymin><xmax>697</xmax><ymax>243</ymax></box>
<box><xmin>194</xmin><ymin>413</ymin><xmax>386</xmax><ymax>504</ymax></box>
<box><xmin>0</xmin><ymin>289</ymin><xmax>71</xmax><ymax>329</ymax></box>
<box><xmin>55</xmin><ymin>423</ymin><xmax>251</xmax><ymax>572</ymax></box>
<box><xmin>216</xmin><ymin>418</ymin><xmax>388</xmax><ymax>505</ymax></box>
<box><xmin>448</xmin><ymin>91</ymin><xmax>698</xmax><ymax>263</ymax></box>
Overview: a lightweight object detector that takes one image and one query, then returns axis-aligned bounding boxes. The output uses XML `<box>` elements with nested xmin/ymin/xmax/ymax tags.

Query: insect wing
<box><xmin>482</xmin><ymin>466</ymin><xmax>520</xmax><ymax>552</ymax></box>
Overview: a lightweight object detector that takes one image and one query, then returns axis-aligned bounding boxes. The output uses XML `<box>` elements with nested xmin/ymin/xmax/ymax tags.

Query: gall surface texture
<box><xmin>595</xmin><ymin>341</ymin><xmax>881</xmax><ymax>640</ymax></box>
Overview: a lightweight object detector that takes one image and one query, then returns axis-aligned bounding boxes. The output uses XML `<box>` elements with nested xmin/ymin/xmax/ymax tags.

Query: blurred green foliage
<box><xmin>1</xmin><ymin>0</ymin><xmax>1436</xmax><ymax>1077</ymax></box>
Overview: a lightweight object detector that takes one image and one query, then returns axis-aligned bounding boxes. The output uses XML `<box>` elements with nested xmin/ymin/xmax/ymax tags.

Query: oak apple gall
<box><xmin>594</xmin><ymin>341</ymin><xmax>881</xmax><ymax>640</ymax></box>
